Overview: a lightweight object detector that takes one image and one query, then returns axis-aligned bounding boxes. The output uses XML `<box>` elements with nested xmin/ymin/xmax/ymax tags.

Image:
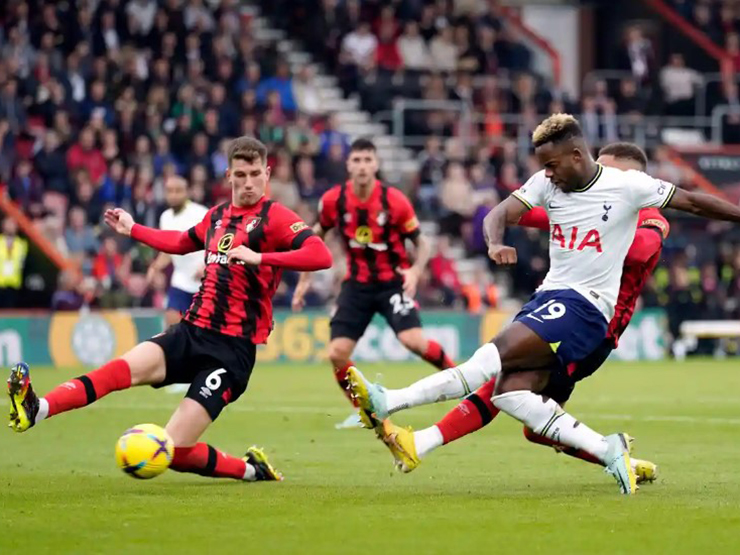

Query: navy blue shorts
<box><xmin>514</xmin><ymin>289</ymin><xmax>608</xmax><ymax>366</ymax></box>
<box><xmin>166</xmin><ymin>287</ymin><xmax>194</xmax><ymax>314</ymax></box>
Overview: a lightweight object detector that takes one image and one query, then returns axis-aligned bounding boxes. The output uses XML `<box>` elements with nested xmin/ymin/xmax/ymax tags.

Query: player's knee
<box><xmin>124</xmin><ymin>342</ymin><xmax>167</xmax><ymax>386</ymax></box>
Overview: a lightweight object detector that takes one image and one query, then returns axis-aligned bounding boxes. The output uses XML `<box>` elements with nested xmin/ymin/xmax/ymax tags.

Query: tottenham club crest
<box><xmin>245</xmin><ymin>216</ymin><xmax>262</xmax><ymax>233</ymax></box>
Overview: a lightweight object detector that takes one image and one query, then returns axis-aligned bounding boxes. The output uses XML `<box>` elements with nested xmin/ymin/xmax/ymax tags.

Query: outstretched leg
<box><xmin>8</xmin><ymin>342</ymin><xmax>166</xmax><ymax>432</ymax></box>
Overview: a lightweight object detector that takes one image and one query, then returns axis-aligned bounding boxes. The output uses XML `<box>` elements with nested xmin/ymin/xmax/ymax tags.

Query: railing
<box><xmin>582</xmin><ymin>70</ymin><xmax>707</xmax><ymax>120</ymax></box>
<box><xmin>373</xmin><ymin>100</ymin><xmax>719</xmax><ymax>152</ymax></box>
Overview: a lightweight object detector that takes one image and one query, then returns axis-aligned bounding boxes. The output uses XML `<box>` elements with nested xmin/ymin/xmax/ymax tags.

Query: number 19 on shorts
<box><xmin>527</xmin><ymin>299</ymin><xmax>567</xmax><ymax>322</ymax></box>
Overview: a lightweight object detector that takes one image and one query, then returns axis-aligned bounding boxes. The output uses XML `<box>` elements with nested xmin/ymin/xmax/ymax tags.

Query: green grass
<box><xmin>2</xmin><ymin>360</ymin><xmax>740</xmax><ymax>554</ymax></box>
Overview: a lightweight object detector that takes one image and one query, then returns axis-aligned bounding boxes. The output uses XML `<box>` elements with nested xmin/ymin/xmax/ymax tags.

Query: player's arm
<box><xmin>293</xmin><ymin>191</ymin><xmax>336</xmax><ymax>310</ymax></box>
<box><xmin>105</xmin><ymin>208</ymin><xmax>203</xmax><ymax>254</ymax></box>
<box><xmin>625</xmin><ymin>227</ymin><xmax>663</xmax><ymax>265</ymax></box>
<box><xmin>516</xmin><ymin>207</ymin><xmax>550</xmax><ymax>230</ymax></box>
<box><xmin>227</xmin><ymin>208</ymin><xmax>332</xmax><ymax>271</ymax></box>
<box><xmin>146</xmin><ymin>252</ymin><xmax>172</xmax><ymax>285</ymax></box>
<box><xmin>666</xmin><ymin>188</ymin><xmax>740</xmax><ymax>222</ymax></box>
<box><xmin>483</xmin><ymin>196</ymin><xmax>532</xmax><ymax>264</ymax></box>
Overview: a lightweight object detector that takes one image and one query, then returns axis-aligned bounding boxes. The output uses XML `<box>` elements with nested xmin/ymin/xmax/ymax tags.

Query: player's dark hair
<box><xmin>227</xmin><ymin>136</ymin><xmax>268</xmax><ymax>166</ymax></box>
<box><xmin>598</xmin><ymin>142</ymin><xmax>648</xmax><ymax>170</ymax></box>
<box><xmin>532</xmin><ymin>114</ymin><xmax>583</xmax><ymax>148</ymax></box>
<box><xmin>349</xmin><ymin>137</ymin><xmax>377</xmax><ymax>153</ymax></box>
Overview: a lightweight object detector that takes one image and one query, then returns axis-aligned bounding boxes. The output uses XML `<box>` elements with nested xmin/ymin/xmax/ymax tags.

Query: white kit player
<box><xmin>147</xmin><ymin>176</ymin><xmax>208</xmax><ymax>327</ymax></box>
<box><xmin>347</xmin><ymin>114</ymin><xmax>740</xmax><ymax>494</ymax></box>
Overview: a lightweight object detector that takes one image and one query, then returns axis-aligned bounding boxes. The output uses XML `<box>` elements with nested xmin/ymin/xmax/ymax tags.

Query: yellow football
<box><xmin>115</xmin><ymin>423</ymin><xmax>174</xmax><ymax>479</ymax></box>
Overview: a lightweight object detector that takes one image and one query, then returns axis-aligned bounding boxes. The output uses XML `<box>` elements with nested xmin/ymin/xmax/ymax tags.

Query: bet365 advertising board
<box><xmin>0</xmin><ymin>308</ymin><xmax>667</xmax><ymax>368</ymax></box>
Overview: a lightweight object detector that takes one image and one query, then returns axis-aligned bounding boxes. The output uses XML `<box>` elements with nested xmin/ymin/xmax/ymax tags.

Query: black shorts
<box><xmin>541</xmin><ymin>338</ymin><xmax>614</xmax><ymax>405</ymax></box>
<box><xmin>330</xmin><ymin>280</ymin><xmax>422</xmax><ymax>341</ymax></box>
<box><xmin>148</xmin><ymin>321</ymin><xmax>257</xmax><ymax>420</ymax></box>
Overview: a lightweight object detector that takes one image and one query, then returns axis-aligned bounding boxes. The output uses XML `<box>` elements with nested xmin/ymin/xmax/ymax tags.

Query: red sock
<box><xmin>523</xmin><ymin>427</ymin><xmax>602</xmax><ymax>465</ymax></box>
<box><xmin>422</xmin><ymin>340</ymin><xmax>455</xmax><ymax>370</ymax></box>
<box><xmin>170</xmin><ymin>443</ymin><xmax>248</xmax><ymax>479</ymax></box>
<box><xmin>333</xmin><ymin>361</ymin><xmax>359</xmax><ymax>407</ymax></box>
<box><xmin>44</xmin><ymin>359</ymin><xmax>132</xmax><ymax>417</ymax></box>
<box><xmin>436</xmin><ymin>378</ymin><xmax>499</xmax><ymax>444</ymax></box>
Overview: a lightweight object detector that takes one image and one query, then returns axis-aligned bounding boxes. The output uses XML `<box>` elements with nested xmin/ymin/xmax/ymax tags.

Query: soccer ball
<box><xmin>115</xmin><ymin>423</ymin><xmax>174</xmax><ymax>479</ymax></box>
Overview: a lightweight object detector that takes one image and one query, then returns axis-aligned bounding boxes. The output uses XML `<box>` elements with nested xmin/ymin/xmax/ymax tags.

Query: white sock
<box><xmin>493</xmin><ymin>390</ymin><xmax>608</xmax><ymax>462</ymax></box>
<box><xmin>414</xmin><ymin>426</ymin><xmax>444</xmax><ymax>459</ymax></box>
<box><xmin>385</xmin><ymin>343</ymin><xmax>501</xmax><ymax>414</ymax></box>
<box><xmin>243</xmin><ymin>463</ymin><xmax>257</xmax><ymax>481</ymax></box>
<box><xmin>37</xmin><ymin>398</ymin><xmax>49</xmax><ymax>421</ymax></box>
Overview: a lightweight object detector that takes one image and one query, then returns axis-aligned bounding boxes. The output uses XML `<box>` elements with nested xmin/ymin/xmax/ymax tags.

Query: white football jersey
<box><xmin>511</xmin><ymin>165</ymin><xmax>675</xmax><ymax>320</ymax></box>
<box><xmin>159</xmin><ymin>201</ymin><xmax>209</xmax><ymax>294</ymax></box>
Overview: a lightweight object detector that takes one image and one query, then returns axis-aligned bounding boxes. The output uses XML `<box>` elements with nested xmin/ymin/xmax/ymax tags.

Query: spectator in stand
<box><xmin>268</xmin><ymin>163</ymin><xmax>301</xmax><ymax>211</ymax></box>
<box><xmin>440</xmin><ymin>162</ymin><xmax>475</xmax><ymax>236</ymax></box>
<box><xmin>188</xmin><ymin>133</ymin><xmax>213</xmax><ymax>178</ymax></box>
<box><xmin>153</xmin><ymin>134</ymin><xmax>180</xmax><ymax>177</ymax></box>
<box><xmin>67</xmin><ymin>126</ymin><xmax>107</xmax><ymax>186</ymax></box>
<box><xmin>211</xmin><ymin>138</ymin><xmax>230</xmax><ymax>177</ymax></box>
<box><xmin>319</xmin><ymin>142</ymin><xmax>349</xmax><ymax>185</ymax></box>
<box><xmin>319</xmin><ymin>114</ymin><xmax>350</xmax><ymax>158</ymax></box>
<box><xmin>124</xmin><ymin>169</ymin><xmax>159</xmax><ymax>229</ymax></box>
<box><xmin>581</xmin><ymin>96</ymin><xmax>618</xmax><ymax>146</ymax></box>
<box><xmin>51</xmin><ymin>271</ymin><xmax>85</xmax><ymax>311</ymax></box>
<box><xmin>294</xmin><ymin>155</ymin><xmax>326</xmax><ymax>203</ymax></box>
<box><xmin>430</xmin><ymin>25</ymin><xmax>458</xmax><ymax>73</ymax></box>
<box><xmin>616</xmin><ymin>77</ymin><xmax>646</xmax><ymax>115</ymax></box>
<box><xmin>93</xmin><ymin>235</ymin><xmax>132</xmax><ymax>307</ymax></box>
<box><xmin>0</xmin><ymin>79</ymin><xmax>27</xmax><ymax>134</ymax></box>
<box><xmin>398</xmin><ymin>22</ymin><xmax>430</xmax><ymax>71</ymax></box>
<box><xmin>660</xmin><ymin>53</ymin><xmax>702</xmax><ymax>116</ymax></box>
<box><xmin>376</xmin><ymin>21</ymin><xmax>403</xmax><ymax>71</ymax></box>
<box><xmin>292</xmin><ymin>66</ymin><xmax>322</xmax><ymax>116</ymax></box>
<box><xmin>256</xmin><ymin>60</ymin><xmax>297</xmax><ymax>113</ymax></box>
<box><xmin>429</xmin><ymin>235</ymin><xmax>462</xmax><ymax>307</ymax></box>
<box><xmin>207</xmin><ymin>82</ymin><xmax>239</xmax><ymax>137</ymax></box>
<box><xmin>65</xmin><ymin>206</ymin><xmax>98</xmax><ymax>275</ymax></box>
<box><xmin>287</xmin><ymin>113</ymin><xmax>320</xmax><ymax>156</ymax></box>
<box><xmin>692</xmin><ymin>2</ymin><xmax>723</xmax><ymax>45</ymax></box>
<box><xmin>341</xmin><ymin>21</ymin><xmax>378</xmax><ymax>68</ymax></box>
<box><xmin>34</xmin><ymin>129</ymin><xmax>68</xmax><ymax>195</ymax></box>
<box><xmin>618</xmin><ymin>26</ymin><xmax>655</xmax><ymax>88</ymax></box>
<box><xmin>8</xmin><ymin>159</ymin><xmax>43</xmax><ymax>213</ymax></box>
<box><xmin>81</xmin><ymin>80</ymin><xmax>115</xmax><ymax>127</ymax></box>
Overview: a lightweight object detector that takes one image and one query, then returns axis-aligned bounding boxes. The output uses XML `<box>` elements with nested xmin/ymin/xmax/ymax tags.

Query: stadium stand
<box><xmin>0</xmin><ymin>0</ymin><xmax>739</xmax><ymax>357</ymax></box>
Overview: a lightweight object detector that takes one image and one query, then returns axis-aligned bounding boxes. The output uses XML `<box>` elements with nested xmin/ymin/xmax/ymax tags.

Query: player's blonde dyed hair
<box><xmin>532</xmin><ymin>113</ymin><xmax>583</xmax><ymax>148</ymax></box>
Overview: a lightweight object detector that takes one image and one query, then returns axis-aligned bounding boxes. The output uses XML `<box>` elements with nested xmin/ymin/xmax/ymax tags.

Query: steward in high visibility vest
<box><xmin>0</xmin><ymin>217</ymin><xmax>27</xmax><ymax>308</ymax></box>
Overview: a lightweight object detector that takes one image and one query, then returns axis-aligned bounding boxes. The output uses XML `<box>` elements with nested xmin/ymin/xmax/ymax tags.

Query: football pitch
<box><xmin>1</xmin><ymin>360</ymin><xmax>739</xmax><ymax>554</ymax></box>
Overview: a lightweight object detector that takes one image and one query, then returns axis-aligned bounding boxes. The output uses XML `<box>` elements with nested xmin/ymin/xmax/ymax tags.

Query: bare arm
<box><xmin>666</xmin><ymin>188</ymin><xmax>740</xmax><ymax>222</ymax></box>
<box><xmin>292</xmin><ymin>223</ymin><xmax>330</xmax><ymax>311</ymax></box>
<box><xmin>150</xmin><ymin>252</ymin><xmax>172</xmax><ymax>272</ymax></box>
<box><xmin>409</xmin><ymin>233</ymin><xmax>431</xmax><ymax>274</ymax></box>
<box><xmin>483</xmin><ymin>196</ymin><xmax>532</xmax><ymax>264</ymax></box>
<box><xmin>399</xmin><ymin>232</ymin><xmax>430</xmax><ymax>298</ymax></box>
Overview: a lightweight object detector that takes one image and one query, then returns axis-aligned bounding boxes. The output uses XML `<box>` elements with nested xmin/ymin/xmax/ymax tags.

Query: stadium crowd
<box><xmin>0</xmin><ymin>0</ymin><xmax>738</xmax><ymax>353</ymax></box>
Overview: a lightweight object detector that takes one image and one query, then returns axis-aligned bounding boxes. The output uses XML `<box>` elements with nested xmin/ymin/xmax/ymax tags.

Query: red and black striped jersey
<box><xmin>319</xmin><ymin>181</ymin><xmax>420</xmax><ymax>283</ymax></box>
<box><xmin>608</xmin><ymin>208</ymin><xmax>669</xmax><ymax>347</ymax></box>
<box><xmin>184</xmin><ymin>197</ymin><xmax>313</xmax><ymax>342</ymax></box>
